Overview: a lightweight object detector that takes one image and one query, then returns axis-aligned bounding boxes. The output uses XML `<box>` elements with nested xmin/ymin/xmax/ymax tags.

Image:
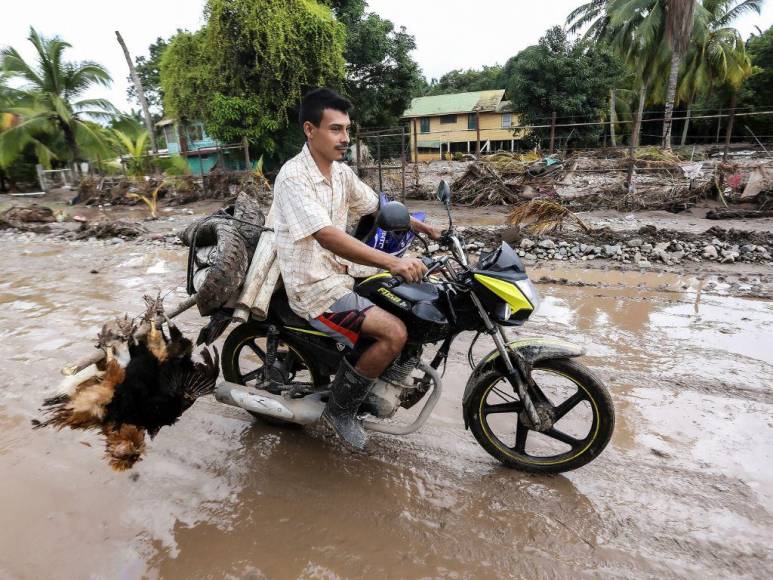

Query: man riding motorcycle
<box><xmin>271</xmin><ymin>87</ymin><xmax>440</xmax><ymax>451</ymax></box>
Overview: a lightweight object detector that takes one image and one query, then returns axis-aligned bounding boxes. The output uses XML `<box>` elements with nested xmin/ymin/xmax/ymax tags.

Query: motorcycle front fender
<box><xmin>461</xmin><ymin>338</ymin><xmax>585</xmax><ymax>428</ymax></box>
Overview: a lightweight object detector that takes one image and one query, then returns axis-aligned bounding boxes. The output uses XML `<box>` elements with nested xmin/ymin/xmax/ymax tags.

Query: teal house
<box><xmin>156</xmin><ymin>119</ymin><xmax>252</xmax><ymax>174</ymax></box>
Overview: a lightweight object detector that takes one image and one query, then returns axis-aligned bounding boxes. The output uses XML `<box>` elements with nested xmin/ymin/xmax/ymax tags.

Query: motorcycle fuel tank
<box><xmin>355</xmin><ymin>273</ymin><xmax>448</xmax><ymax>327</ymax></box>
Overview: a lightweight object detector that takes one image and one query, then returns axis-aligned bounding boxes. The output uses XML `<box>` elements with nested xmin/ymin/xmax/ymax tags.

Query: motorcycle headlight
<box><xmin>515</xmin><ymin>279</ymin><xmax>541</xmax><ymax>312</ymax></box>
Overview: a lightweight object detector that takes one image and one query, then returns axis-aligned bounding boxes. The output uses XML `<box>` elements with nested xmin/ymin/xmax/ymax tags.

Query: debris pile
<box><xmin>452</xmin><ymin>152</ymin><xmax>550</xmax><ymax>206</ymax></box>
<box><xmin>72</xmin><ymin>220</ymin><xmax>147</xmax><ymax>240</ymax></box>
<box><xmin>449</xmin><ymin>224</ymin><xmax>773</xmax><ymax>267</ymax></box>
<box><xmin>0</xmin><ymin>204</ymin><xmax>57</xmax><ymax>233</ymax></box>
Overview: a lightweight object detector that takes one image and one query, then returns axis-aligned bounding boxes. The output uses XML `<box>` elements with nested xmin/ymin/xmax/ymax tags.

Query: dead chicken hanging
<box><xmin>33</xmin><ymin>296</ymin><xmax>219</xmax><ymax>470</ymax></box>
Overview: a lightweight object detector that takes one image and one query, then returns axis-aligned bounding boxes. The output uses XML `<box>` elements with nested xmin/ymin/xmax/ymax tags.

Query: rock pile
<box><xmin>450</xmin><ymin>225</ymin><xmax>773</xmax><ymax>267</ymax></box>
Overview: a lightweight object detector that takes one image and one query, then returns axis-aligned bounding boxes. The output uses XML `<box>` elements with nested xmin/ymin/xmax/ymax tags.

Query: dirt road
<box><xmin>0</xmin><ymin>232</ymin><xmax>771</xmax><ymax>579</ymax></box>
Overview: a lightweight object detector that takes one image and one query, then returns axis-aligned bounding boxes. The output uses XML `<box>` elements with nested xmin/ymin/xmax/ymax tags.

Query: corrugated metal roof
<box><xmin>402</xmin><ymin>90</ymin><xmax>505</xmax><ymax>118</ymax></box>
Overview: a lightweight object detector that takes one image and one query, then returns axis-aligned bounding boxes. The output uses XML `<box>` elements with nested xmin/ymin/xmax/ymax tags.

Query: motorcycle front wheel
<box><xmin>466</xmin><ymin>358</ymin><xmax>614</xmax><ymax>474</ymax></box>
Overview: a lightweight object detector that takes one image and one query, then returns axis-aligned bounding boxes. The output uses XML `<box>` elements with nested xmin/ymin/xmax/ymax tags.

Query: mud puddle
<box><xmin>0</xmin><ymin>237</ymin><xmax>771</xmax><ymax>579</ymax></box>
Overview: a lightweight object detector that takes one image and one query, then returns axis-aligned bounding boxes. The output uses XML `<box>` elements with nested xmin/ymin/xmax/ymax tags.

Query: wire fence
<box><xmin>346</xmin><ymin>108</ymin><xmax>773</xmax><ymax>200</ymax></box>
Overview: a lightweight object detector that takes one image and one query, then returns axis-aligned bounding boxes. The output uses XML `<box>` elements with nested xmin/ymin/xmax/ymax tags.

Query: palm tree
<box><xmin>661</xmin><ymin>0</ymin><xmax>697</xmax><ymax>149</ymax></box>
<box><xmin>569</xmin><ymin>0</ymin><xmax>670</xmax><ymax>152</ymax></box>
<box><xmin>0</xmin><ymin>27</ymin><xmax>116</xmax><ymax>174</ymax></box>
<box><xmin>111</xmin><ymin>128</ymin><xmax>149</xmax><ymax>176</ymax></box>
<box><xmin>567</xmin><ymin>0</ymin><xmax>760</xmax><ymax>152</ymax></box>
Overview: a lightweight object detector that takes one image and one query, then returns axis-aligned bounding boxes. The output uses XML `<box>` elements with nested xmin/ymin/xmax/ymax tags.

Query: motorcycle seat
<box><xmin>269</xmin><ymin>289</ymin><xmax>313</xmax><ymax>329</ymax></box>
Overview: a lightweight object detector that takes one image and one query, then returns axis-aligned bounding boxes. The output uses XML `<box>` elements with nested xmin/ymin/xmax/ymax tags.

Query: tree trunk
<box><xmin>116</xmin><ymin>30</ymin><xmax>158</xmax><ymax>154</ymax></box>
<box><xmin>723</xmin><ymin>91</ymin><xmax>737</xmax><ymax>161</ymax></box>
<box><xmin>680</xmin><ymin>101</ymin><xmax>692</xmax><ymax>146</ymax></box>
<box><xmin>62</xmin><ymin>121</ymin><xmax>81</xmax><ymax>179</ymax></box>
<box><xmin>627</xmin><ymin>81</ymin><xmax>648</xmax><ymax>191</ymax></box>
<box><xmin>609</xmin><ymin>89</ymin><xmax>617</xmax><ymax>147</ymax></box>
<box><xmin>662</xmin><ymin>49</ymin><xmax>682</xmax><ymax>150</ymax></box>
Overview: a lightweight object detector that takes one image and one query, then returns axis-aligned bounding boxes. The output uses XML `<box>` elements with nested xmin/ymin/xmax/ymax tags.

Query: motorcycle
<box><xmin>215</xmin><ymin>181</ymin><xmax>614</xmax><ymax>473</ymax></box>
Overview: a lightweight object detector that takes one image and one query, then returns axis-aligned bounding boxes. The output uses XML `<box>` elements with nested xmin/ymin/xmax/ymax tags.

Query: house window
<box><xmin>188</xmin><ymin>123</ymin><xmax>205</xmax><ymax>142</ymax></box>
<box><xmin>419</xmin><ymin>117</ymin><xmax>430</xmax><ymax>133</ymax></box>
<box><xmin>162</xmin><ymin>125</ymin><xmax>176</xmax><ymax>146</ymax></box>
<box><xmin>439</xmin><ymin>115</ymin><xmax>457</xmax><ymax>124</ymax></box>
<box><xmin>501</xmin><ymin>113</ymin><xmax>512</xmax><ymax>128</ymax></box>
<box><xmin>468</xmin><ymin>114</ymin><xmax>477</xmax><ymax>130</ymax></box>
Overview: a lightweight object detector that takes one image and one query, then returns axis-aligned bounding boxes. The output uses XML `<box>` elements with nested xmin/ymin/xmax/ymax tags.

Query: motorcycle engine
<box><xmin>361</xmin><ymin>353</ymin><xmax>421</xmax><ymax>418</ymax></box>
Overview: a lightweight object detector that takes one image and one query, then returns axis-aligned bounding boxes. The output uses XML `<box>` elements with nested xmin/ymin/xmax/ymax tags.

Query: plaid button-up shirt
<box><xmin>272</xmin><ymin>144</ymin><xmax>379</xmax><ymax>319</ymax></box>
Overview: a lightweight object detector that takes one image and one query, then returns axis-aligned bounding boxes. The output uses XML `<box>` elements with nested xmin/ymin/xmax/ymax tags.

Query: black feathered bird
<box><xmin>35</xmin><ymin>296</ymin><xmax>219</xmax><ymax>470</ymax></box>
<box><xmin>105</xmin><ymin>322</ymin><xmax>219</xmax><ymax>440</ymax></box>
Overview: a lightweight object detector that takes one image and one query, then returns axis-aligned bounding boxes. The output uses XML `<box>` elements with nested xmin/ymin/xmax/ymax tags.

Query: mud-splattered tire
<box><xmin>466</xmin><ymin>358</ymin><xmax>614</xmax><ymax>474</ymax></box>
<box><xmin>232</xmin><ymin>193</ymin><xmax>264</xmax><ymax>261</ymax></box>
<box><xmin>194</xmin><ymin>222</ymin><xmax>247</xmax><ymax>316</ymax></box>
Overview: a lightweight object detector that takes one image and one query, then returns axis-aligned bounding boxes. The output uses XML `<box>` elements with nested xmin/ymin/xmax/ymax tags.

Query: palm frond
<box><xmin>507</xmin><ymin>200</ymin><xmax>590</xmax><ymax>235</ymax></box>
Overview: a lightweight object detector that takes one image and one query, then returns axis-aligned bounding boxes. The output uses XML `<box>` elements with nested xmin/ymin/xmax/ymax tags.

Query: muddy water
<box><xmin>1</xmin><ymin>235</ymin><xmax>771</xmax><ymax>579</ymax></box>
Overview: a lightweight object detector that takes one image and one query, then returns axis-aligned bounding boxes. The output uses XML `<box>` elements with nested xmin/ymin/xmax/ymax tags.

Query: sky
<box><xmin>3</xmin><ymin>0</ymin><xmax>772</xmax><ymax>114</ymax></box>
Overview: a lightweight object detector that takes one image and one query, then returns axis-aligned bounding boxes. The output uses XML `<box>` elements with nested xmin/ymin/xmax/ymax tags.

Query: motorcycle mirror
<box><xmin>436</xmin><ymin>180</ymin><xmax>451</xmax><ymax>206</ymax></box>
<box><xmin>376</xmin><ymin>201</ymin><xmax>411</xmax><ymax>232</ymax></box>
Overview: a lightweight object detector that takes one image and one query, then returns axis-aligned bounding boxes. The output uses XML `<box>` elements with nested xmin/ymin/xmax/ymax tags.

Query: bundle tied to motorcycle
<box><xmin>45</xmin><ymin>181</ymin><xmax>614</xmax><ymax>473</ymax></box>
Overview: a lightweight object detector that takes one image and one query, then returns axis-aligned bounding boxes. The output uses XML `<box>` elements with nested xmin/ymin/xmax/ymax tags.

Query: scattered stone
<box><xmin>538</xmin><ymin>239</ymin><xmax>555</xmax><ymax>250</ymax></box>
<box><xmin>520</xmin><ymin>238</ymin><xmax>534</xmax><ymax>250</ymax></box>
<box><xmin>626</xmin><ymin>238</ymin><xmax>643</xmax><ymax>248</ymax></box>
<box><xmin>702</xmin><ymin>245</ymin><xmax>718</xmax><ymax>259</ymax></box>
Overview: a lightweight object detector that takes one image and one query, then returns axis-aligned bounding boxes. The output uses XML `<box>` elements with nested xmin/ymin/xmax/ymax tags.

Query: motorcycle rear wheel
<box><xmin>466</xmin><ymin>358</ymin><xmax>614</xmax><ymax>474</ymax></box>
<box><xmin>221</xmin><ymin>322</ymin><xmax>318</xmax><ymax>427</ymax></box>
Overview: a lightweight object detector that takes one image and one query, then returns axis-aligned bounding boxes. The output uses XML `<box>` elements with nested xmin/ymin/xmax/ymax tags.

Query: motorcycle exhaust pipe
<box><xmin>214</xmin><ymin>380</ymin><xmax>324</xmax><ymax>425</ymax></box>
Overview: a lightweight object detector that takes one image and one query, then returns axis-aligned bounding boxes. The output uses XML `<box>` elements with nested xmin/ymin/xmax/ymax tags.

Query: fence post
<box><xmin>242</xmin><ymin>137</ymin><xmax>251</xmax><ymax>170</ymax></box>
<box><xmin>476</xmin><ymin>111</ymin><xmax>481</xmax><ymax>159</ymax></box>
<box><xmin>400</xmin><ymin>125</ymin><xmax>406</xmax><ymax>202</ymax></box>
<box><xmin>412</xmin><ymin>119</ymin><xmax>418</xmax><ymax>163</ymax></box>
<box><xmin>199</xmin><ymin>150</ymin><xmax>208</xmax><ymax>196</ymax></box>
<box><xmin>355</xmin><ymin>125</ymin><xmax>361</xmax><ymax>177</ymax></box>
<box><xmin>715</xmin><ymin>107</ymin><xmax>723</xmax><ymax>144</ymax></box>
<box><xmin>549</xmin><ymin>111</ymin><xmax>557</xmax><ymax>153</ymax></box>
<box><xmin>723</xmin><ymin>94</ymin><xmax>737</xmax><ymax>161</ymax></box>
<box><xmin>377</xmin><ymin>134</ymin><xmax>383</xmax><ymax>192</ymax></box>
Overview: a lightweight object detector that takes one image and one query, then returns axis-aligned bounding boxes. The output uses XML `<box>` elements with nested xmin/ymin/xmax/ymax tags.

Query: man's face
<box><xmin>304</xmin><ymin>108</ymin><xmax>351</xmax><ymax>163</ymax></box>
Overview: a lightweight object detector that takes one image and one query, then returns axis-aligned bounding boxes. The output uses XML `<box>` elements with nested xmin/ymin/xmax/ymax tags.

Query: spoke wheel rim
<box><xmin>233</xmin><ymin>337</ymin><xmax>311</xmax><ymax>387</ymax></box>
<box><xmin>478</xmin><ymin>370</ymin><xmax>601</xmax><ymax>466</ymax></box>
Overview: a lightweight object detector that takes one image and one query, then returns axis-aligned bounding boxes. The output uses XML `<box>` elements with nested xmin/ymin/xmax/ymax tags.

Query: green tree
<box><xmin>568</xmin><ymin>0</ymin><xmax>762</xmax><ymax>148</ymax></box>
<box><xmin>661</xmin><ymin>0</ymin><xmax>698</xmax><ymax>148</ymax></box>
<box><xmin>678</xmin><ymin>2</ymin><xmax>759</xmax><ymax>144</ymax></box>
<box><xmin>126</xmin><ymin>35</ymin><xmax>172</xmax><ymax>113</ymax></box>
<box><xmin>503</xmin><ymin>27</ymin><xmax>627</xmax><ymax>147</ymax></box>
<box><xmin>0</xmin><ymin>27</ymin><xmax>115</xmax><ymax>173</ymax></box>
<box><xmin>424</xmin><ymin>66</ymin><xmax>504</xmax><ymax>96</ymax></box>
<box><xmin>161</xmin><ymin>0</ymin><xmax>346</xmax><ymax>155</ymax></box>
<box><xmin>343</xmin><ymin>13</ymin><xmax>423</xmax><ymax>127</ymax></box>
<box><xmin>739</xmin><ymin>25</ymin><xmax>773</xmax><ymax>137</ymax></box>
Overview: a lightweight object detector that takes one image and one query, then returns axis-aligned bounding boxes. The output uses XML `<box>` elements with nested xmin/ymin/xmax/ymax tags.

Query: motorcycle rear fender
<box><xmin>461</xmin><ymin>338</ymin><xmax>585</xmax><ymax>429</ymax></box>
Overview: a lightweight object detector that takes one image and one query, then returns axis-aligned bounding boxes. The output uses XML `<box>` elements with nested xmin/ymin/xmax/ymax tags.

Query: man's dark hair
<box><xmin>299</xmin><ymin>88</ymin><xmax>353</xmax><ymax>127</ymax></box>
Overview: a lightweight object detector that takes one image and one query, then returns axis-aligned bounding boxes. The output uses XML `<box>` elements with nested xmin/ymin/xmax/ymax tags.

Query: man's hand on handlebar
<box><xmin>388</xmin><ymin>256</ymin><xmax>427</xmax><ymax>283</ymax></box>
<box><xmin>410</xmin><ymin>218</ymin><xmax>442</xmax><ymax>240</ymax></box>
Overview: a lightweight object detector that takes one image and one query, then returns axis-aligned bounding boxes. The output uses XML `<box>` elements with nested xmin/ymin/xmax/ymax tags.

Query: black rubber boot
<box><xmin>321</xmin><ymin>358</ymin><xmax>375</xmax><ymax>452</ymax></box>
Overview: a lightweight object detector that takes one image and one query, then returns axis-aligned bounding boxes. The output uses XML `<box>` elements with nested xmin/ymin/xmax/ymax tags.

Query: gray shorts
<box><xmin>309</xmin><ymin>292</ymin><xmax>375</xmax><ymax>348</ymax></box>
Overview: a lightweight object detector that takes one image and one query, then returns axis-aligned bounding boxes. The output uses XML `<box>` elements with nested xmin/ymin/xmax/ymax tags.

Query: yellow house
<box><xmin>402</xmin><ymin>89</ymin><xmax>527</xmax><ymax>162</ymax></box>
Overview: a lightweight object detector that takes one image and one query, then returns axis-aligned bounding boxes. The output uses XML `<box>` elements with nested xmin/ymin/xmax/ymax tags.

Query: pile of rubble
<box><xmin>449</xmin><ymin>224</ymin><xmax>773</xmax><ymax>267</ymax></box>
